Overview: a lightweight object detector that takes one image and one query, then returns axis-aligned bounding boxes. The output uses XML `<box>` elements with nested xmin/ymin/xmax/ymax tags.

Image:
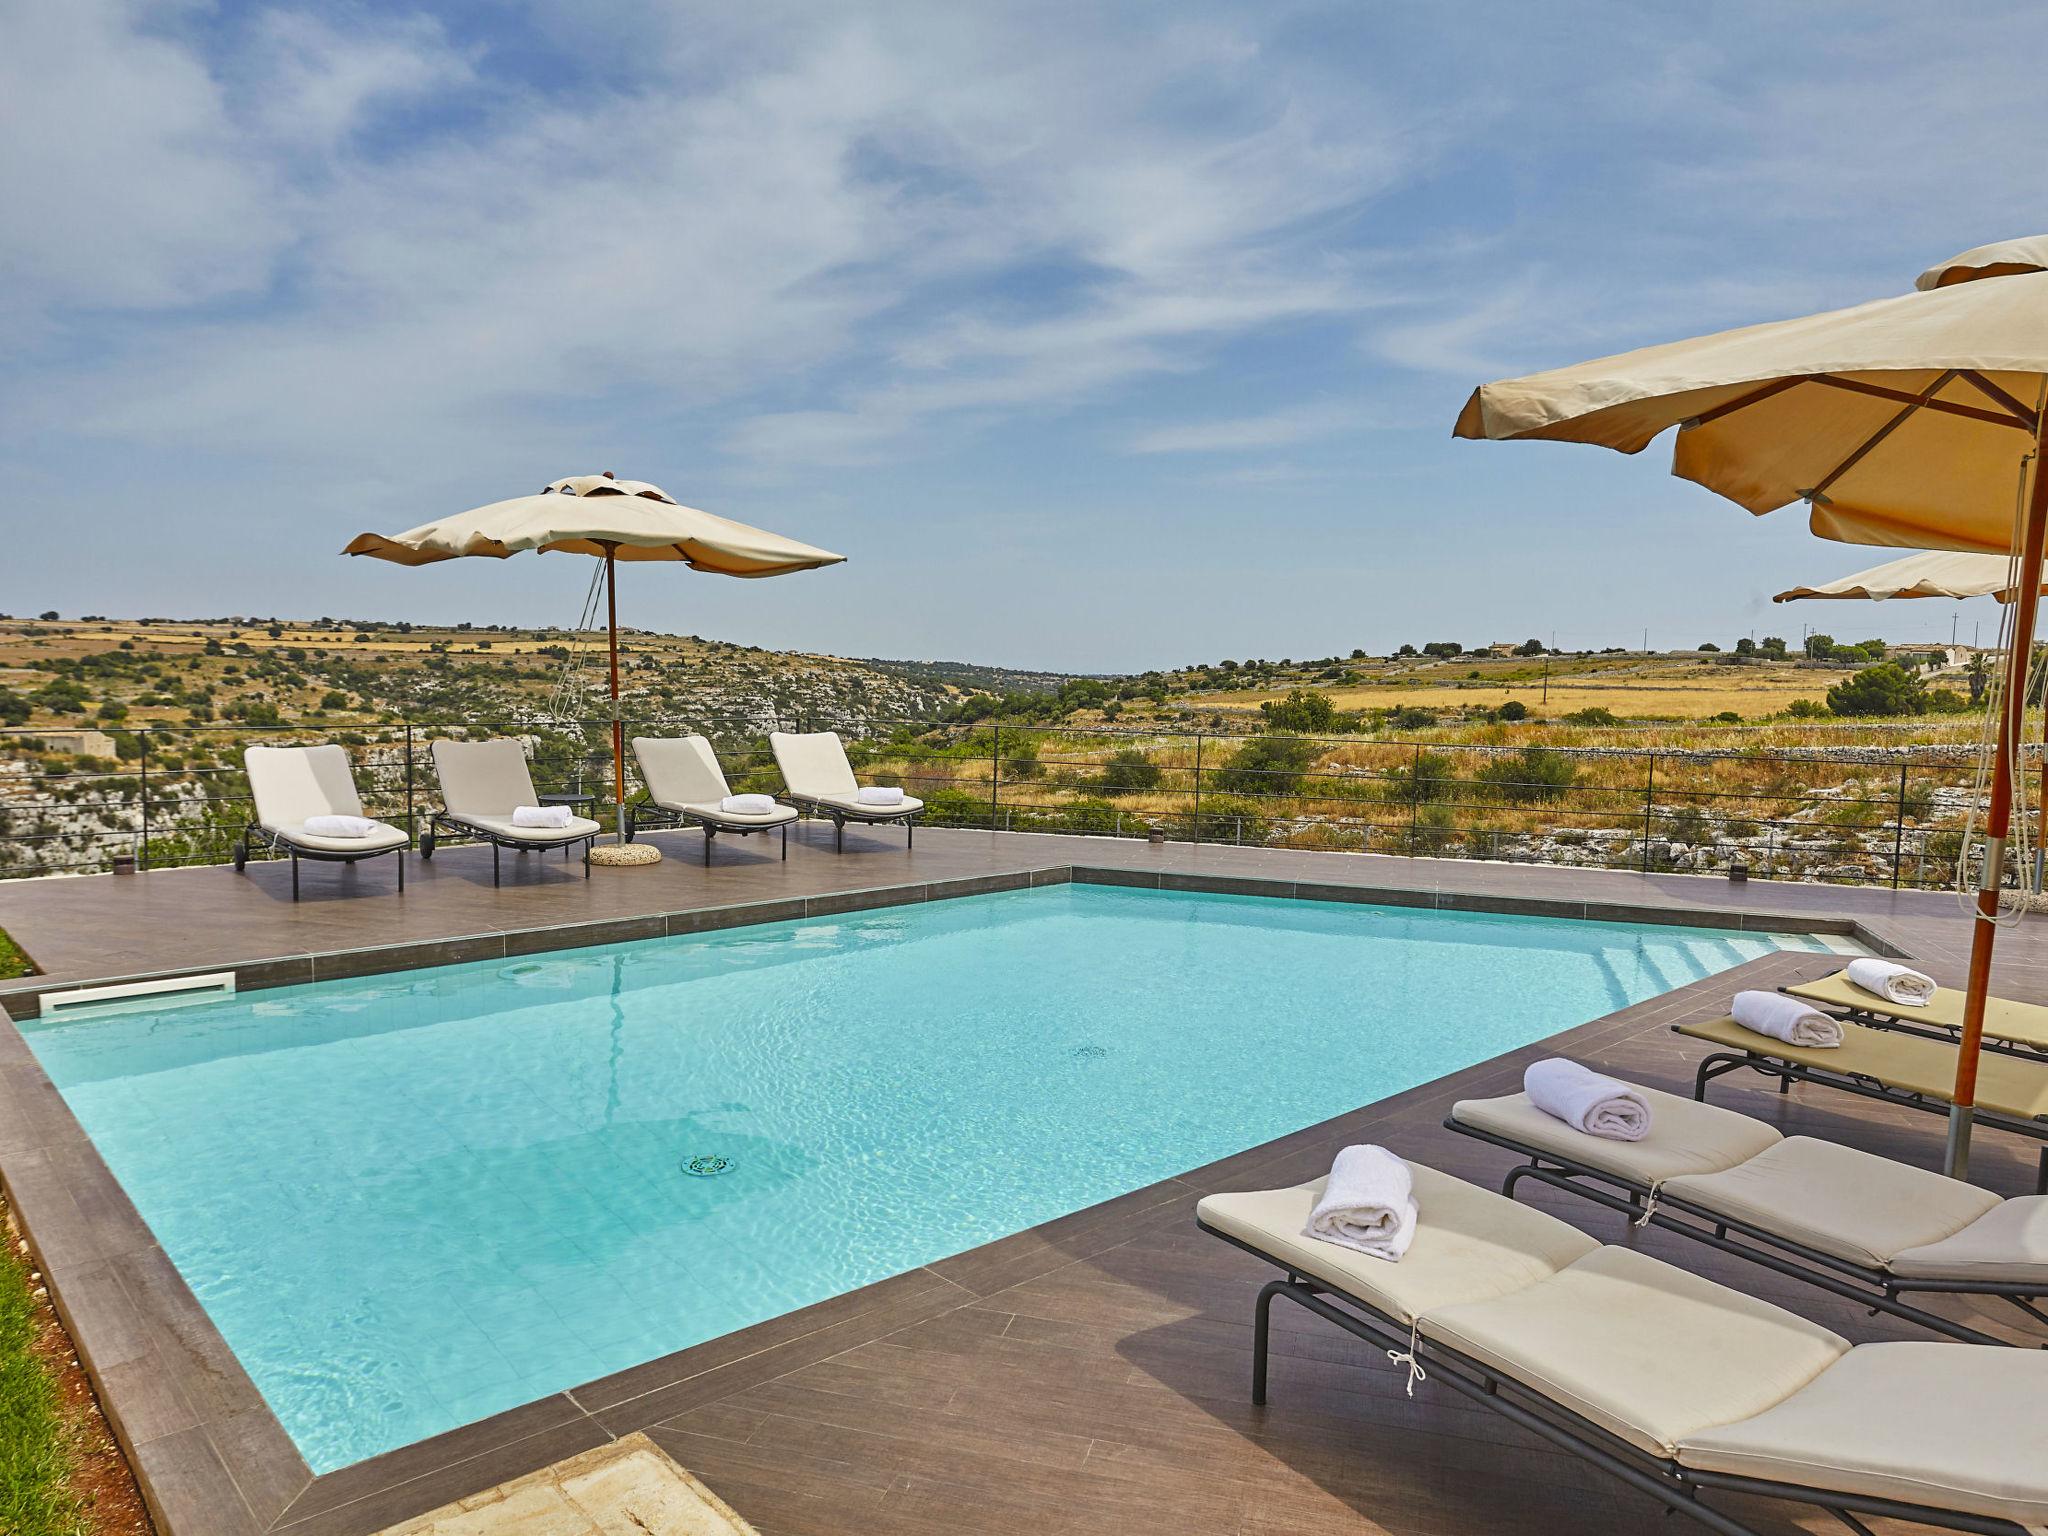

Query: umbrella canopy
<box><xmin>1453</xmin><ymin>264</ymin><xmax>2048</xmax><ymax>554</ymax></box>
<box><xmin>347</xmin><ymin>473</ymin><xmax>845</xmax><ymax>857</ymax></box>
<box><xmin>1772</xmin><ymin>550</ymin><xmax>2025</xmax><ymax>603</ymax></box>
<box><xmin>1456</xmin><ymin>239</ymin><xmax>2048</xmax><ymax>1180</ymax></box>
<box><xmin>344</xmin><ymin>474</ymin><xmax>845</xmax><ymax>574</ymax></box>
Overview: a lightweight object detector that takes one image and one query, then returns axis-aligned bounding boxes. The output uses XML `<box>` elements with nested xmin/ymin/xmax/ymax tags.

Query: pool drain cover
<box><xmin>683</xmin><ymin>1155</ymin><xmax>733</xmax><ymax>1178</ymax></box>
<box><xmin>1071</xmin><ymin>1044</ymin><xmax>1109</xmax><ymax>1059</ymax></box>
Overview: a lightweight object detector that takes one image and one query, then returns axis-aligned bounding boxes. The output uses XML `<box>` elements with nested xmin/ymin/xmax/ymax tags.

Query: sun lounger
<box><xmin>1445</xmin><ymin>1079</ymin><xmax>2048</xmax><ymax>1344</ymax></box>
<box><xmin>1785</xmin><ymin>968</ymin><xmax>2048</xmax><ymax>1056</ymax></box>
<box><xmin>418</xmin><ymin>739</ymin><xmax>600</xmax><ymax>884</ymax></box>
<box><xmin>1198</xmin><ymin>1161</ymin><xmax>2048</xmax><ymax>1535</ymax></box>
<box><xmin>237</xmin><ymin>744</ymin><xmax>409</xmax><ymax>900</ymax></box>
<box><xmin>769</xmin><ymin>730</ymin><xmax>923</xmax><ymax>851</ymax></box>
<box><xmin>1675</xmin><ymin>1013</ymin><xmax>2048</xmax><ymax>1192</ymax></box>
<box><xmin>626</xmin><ymin>735</ymin><xmax>797</xmax><ymax>865</ymax></box>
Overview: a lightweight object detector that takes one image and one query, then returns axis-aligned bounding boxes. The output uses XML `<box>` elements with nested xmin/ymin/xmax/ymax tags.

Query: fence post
<box><xmin>1892</xmin><ymin>760</ymin><xmax>1908</xmax><ymax>890</ymax></box>
<box><xmin>139</xmin><ymin>729</ymin><xmax>150</xmax><ymax>872</ymax></box>
<box><xmin>1192</xmin><ymin>731</ymin><xmax>1203</xmax><ymax>843</ymax></box>
<box><xmin>405</xmin><ymin>723</ymin><xmax>415</xmax><ymax>839</ymax></box>
<box><xmin>990</xmin><ymin>723</ymin><xmax>1000</xmax><ymax>830</ymax></box>
<box><xmin>1640</xmin><ymin>754</ymin><xmax>1656</xmax><ymax>873</ymax></box>
<box><xmin>1409</xmin><ymin>743</ymin><xmax>1421</xmax><ymax>852</ymax></box>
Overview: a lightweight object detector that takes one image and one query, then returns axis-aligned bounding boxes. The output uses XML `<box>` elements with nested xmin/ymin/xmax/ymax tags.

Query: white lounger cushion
<box><xmin>809</xmin><ymin>790</ymin><xmax>923</xmax><ymax>817</ymax></box>
<box><xmin>456</xmin><ymin>811</ymin><xmax>602</xmax><ymax>843</ymax></box>
<box><xmin>1451</xmin><ymin>1085</ymin><xmax>1781</xmax><ymax>1185</ymax></box>
<box><xmin>1677</xmin><ymin>1342</ymin><xmax>2048</xmax><ymax>1526</ymax></box>
<box><xmin>633</xmin><ymin>735</ymin><xmax>798</xmax><ymax>827</ymax></box>
<box><xmin>687</xmin><ymin>800</ymin><xmax>796</xmax><ymax>826</ymax></box>
<box><xmin>1890</xmin><ymin>1194</ymin><xmax>2048</xmax><ymax>1284</ymax></box>
<box><xmin>1420</xmin><ymin>1246</ymin><xmax>1849</xmax><ymax>1459</ymax></box>
<box><xmin>1196</xmin><ymin>1164</ymin><xmax>1597</xmax><ymax>1328</ymax></box>
<box><xmin>1661</xmin><ymin>1135</ymin><xmax>2000</xmax><ymax>1270</ymax></box>
<box><xmin>432</xmin><ymin>739</ymin><xmax>540</xmax><ymax>819</ymax></box>
<box><xmin>770</xmin><ymin>730</ymin><xmax>860</xmax><ymax>799</ymax></box>
<box><xmin>274</xmin><ymin>822</ymin><xmax>410</xmax><ymax>854</ymax></box>
<box><xmin>633</xmin><ymin>735</ymin><xmax>729</xmax><ymax>807</ymax></box>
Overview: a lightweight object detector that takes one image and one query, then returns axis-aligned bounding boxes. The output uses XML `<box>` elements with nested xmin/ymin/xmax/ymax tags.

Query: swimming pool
<box><xmin>22</xmin><ymin>885</ymin><xmax>1844</xmax><ymax>1470</ymax></box>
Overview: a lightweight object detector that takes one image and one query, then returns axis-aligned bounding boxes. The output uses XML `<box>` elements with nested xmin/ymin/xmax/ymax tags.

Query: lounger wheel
<box><xmin>418</xmin><ymin>831</ymin><xmax>435</xmax><ymax>860</ymax></box>
<box><xmin>232</xmin><ymin>842</ymin><xmax>247</xmax><ymax>872</ymax></box>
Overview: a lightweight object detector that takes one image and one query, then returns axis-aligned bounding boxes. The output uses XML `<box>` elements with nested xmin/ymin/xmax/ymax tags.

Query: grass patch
<box><xmin>0</xmin><ymin>1225</ymin><xmax>87</xmax><ymax>1536</ymax></box>
<box><xmin>0</xmin><ymin>929</ymin><xmax>30</xmax><ymax>981</ymax></box>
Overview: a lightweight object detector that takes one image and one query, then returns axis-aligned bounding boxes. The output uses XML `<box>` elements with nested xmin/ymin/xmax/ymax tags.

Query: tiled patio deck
<box><xmin>3</xmin><ymin>826</ymin><xmax>2044</xmax><ymax>1536</ymax></box>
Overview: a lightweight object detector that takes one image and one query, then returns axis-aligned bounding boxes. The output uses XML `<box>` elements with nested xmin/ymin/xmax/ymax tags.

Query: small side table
<box><xmin>538</xmin><ymin>790</ymin><xmax>598</xmax><ymax>817</ymax></box>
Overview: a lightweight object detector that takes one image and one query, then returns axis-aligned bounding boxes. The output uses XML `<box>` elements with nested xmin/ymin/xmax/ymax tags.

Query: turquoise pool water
<box><xmin>22</xmin><ymin>885</ymin><xmax>1841</xmax><ymax>1471</ymax></box>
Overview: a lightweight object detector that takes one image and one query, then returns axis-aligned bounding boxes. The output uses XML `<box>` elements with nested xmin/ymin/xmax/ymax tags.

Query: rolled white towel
<box><xmin>511</xmin><ymin>804</ymin><xmax>573</xmax><ymax>829</ymax></box>
<box><xmin>1302</xmin><ymin>1144</ymin><xmax>1417</xmax><ymax>1262</ymax></box>
<box><xmin>721</xmin><ymin>793</ymin><xmax>778</xmax><ymax>815</ymax></box>
<box><xmin>1523</xmin><ymin>1058</ymin><xmax>1653</xmax><ymax>1141</ymax></box>
<box><xmin>302</xmin><ymin>814</ymin><xmax>380</xmax><ymax>839</ymax></box>
<box><xmin>1732</xmin><ymin>989</ymin><xmax>1844</xmax><ymax>1048</ymax></box>
<box><xmin>856</xmin><ymin>786</ymin><xmax>905</xmax><ymax>807</ymax></box>
<box><xmin>1845</xmin><ymin>957</ymin><xmax>1937</xmax><ymax>1007</ymax></box>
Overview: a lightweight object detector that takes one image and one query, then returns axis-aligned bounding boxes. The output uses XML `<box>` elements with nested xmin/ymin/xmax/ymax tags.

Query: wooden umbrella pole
<box><xmin>605</xmin><ymin>544</ymin><xmax>626</xmax><ymax>844</ymax></box>
<box><xmin>1949</xmin><ymin>440</ymin><xmax>2048</xmax><ymax>1179</ymax></box>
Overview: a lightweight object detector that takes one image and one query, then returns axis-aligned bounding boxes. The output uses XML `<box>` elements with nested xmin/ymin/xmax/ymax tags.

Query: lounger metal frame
<box><xmin>778</xmin><ymin>793</ymin><xmax>921</xmax><ymax>853</ymax></box>
<box><xmin>416</xmin><ymin>810</ymin><xmax>594</xmax><ymax>885</ymax></box>
<box><xmin>624</xmin><ymin>801</ymin><xmax>789</xmax><ymax>865</ymax></box>
<box><xmin>1198</xmin><ymin>1218</ymin><xmax>2032</xmax><ymax>1536</ymax></box>
<box><xmin>1682</xmin><ymin>1029</ymin><xmax>2048</xmax><ymax>1194</ymax></box>
<box><xmin>1444</xmin><ymin>1115</ymin><xmax>2048</xmax><ymax>1346</ymax></box>
<box><xmin>1779</xmin><ymin>985</ymin><xmax>2048</xmax><ymax>1061</ymax></box>
<box><xmin>234</xmin><ymin>821</ymin><xmax>407</xmax><ymax>901</ymax></box>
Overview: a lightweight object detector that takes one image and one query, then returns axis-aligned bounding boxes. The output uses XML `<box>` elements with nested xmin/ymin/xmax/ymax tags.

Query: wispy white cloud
<box><xmin>1127</xmin><ymin>400</ymin><xmax>1365</xmax><ymax>455</ymax></box>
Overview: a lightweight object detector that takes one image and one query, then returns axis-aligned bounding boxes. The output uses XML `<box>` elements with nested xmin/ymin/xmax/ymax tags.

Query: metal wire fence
<box><xmin>0</xmin><ymin>718</ymin><xmax>2018</xmax><ymax>890</ymax></box>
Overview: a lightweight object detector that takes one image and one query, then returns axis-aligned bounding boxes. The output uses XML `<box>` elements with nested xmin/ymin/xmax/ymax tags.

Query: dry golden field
<box><xmin>1184</xmin><ymin>660</ymin><xmax>1861</xmax><ymax>721</ymax></box>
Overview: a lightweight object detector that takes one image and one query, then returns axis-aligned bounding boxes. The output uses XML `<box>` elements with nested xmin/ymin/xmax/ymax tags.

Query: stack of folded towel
<box><xmin>1301</xmin><ymin>1144</ymin><xmax>1417</xmax><ymax>1262</ymax></box>
<box><xmin>856</xmin><ymin>786</ymin><xmax>905</xmax><ymax>807</ymax></box>
<box><xmin>1846</xmin><ymin>957</ymin><xmax>1937</xmax><ymax>1006</ymax></box>
<box><xmin>1732</xmin><ymin>989</ymin><xmax>1843</xmax><ymax>1047</ymax></box>
<box><xmin>721</xmin><ymin>793</ymin><xmax>778</xmax><ymax>814</ymax></box>
<box><xmin>1524</xmin><ymin>1058</ymin><xmax>1652</xmax><ymax>1141</ymax></box>
<box><xmin>511</xmin><ymin>804</ymin><xmax>573</xmax><ymax>829</ymax></box>
<box><xmin>303</xmin><ymin>814</ymin><xmax>380</xmax><ymax>838</ymax></box>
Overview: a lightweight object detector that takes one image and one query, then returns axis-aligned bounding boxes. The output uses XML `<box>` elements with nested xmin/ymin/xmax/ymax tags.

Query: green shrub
<box><xmin>1474</xmin><ymin>746</ymin><xmax>1577</xmax><ymax>805</ymax></box>
<box><xmin>1096</xmin><ymin>748</ymin><xmax>1161</xmax><ymax>795</ymax></box>
<box><xmin>1564</xmin><ymin>706</ymin><xmax>1619</xmax><ymax>726</ymax></box>
<box><xmin>1496</xmin><ymin>699</ymin><xmax>1528</xmax><ymax>721</ymax></box>
<box><xmin>1386</xmin><ymin>749</ymin><xmax>1457</xmax><ymax>804</ymax></box>
<box><xmin>921</xmin><ymin>787</ymin><xmax>991</xmax><ymax>826</ymax></box>
<box><xmin>1826</xmin><ymin>663</ymin><xmax>1926</xmax><ymax>717</ymax></box>
<box><xmin>1259</xmin><ymin>688</ymin><xmax>1340</xmax><ymax>733</ymax></box>
<box><xmin>1214</xmin><ymin>735</ymin><xmax>1318</xmax><ymax>796</ymax></box>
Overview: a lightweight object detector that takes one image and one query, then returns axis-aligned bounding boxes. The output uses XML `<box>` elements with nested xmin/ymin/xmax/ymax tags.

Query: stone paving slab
<box><xmin>375</xmin><ymin>1434</ymin><xmax>757</xmax><ymax>1536</ymax></box>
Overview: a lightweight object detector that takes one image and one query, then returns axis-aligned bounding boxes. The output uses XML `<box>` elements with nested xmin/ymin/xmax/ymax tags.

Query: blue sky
<box><xmin>3</xmin><ymin>1</ymin><xmax>2044</xmax><ymax>670</ymax></box>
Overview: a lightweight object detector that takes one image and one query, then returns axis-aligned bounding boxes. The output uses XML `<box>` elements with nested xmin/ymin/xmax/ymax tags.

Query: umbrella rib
<box><xmin>1804</xmin><ymin>370</ymin><xmax>1961</xmax><ymax>502</ymax></box>
<box><xmin>1687</xmin><ymin>376</ymin><xmax>1806</xmax><ymax>428</ymax></box>
<box><xmin>1957</xmin><ymin>370</ymin><xmax>2041</xmax><ymax>432</ymax></box>
<box><xmin>1807</xmin><ymin>373</ymin><xmax>2032</xmax><ymax>431</ymax></box>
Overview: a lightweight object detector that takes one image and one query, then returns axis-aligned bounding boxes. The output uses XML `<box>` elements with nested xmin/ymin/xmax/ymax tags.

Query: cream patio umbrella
<box><xmin>1773</xmin><ymin>549</ymin><xmax>2048</xmax><ymax>893</ymax></box>
<box><xmin>347</xmin><ymin>473</ymin><xmax>844</xmax><ymax>863</ymax></box>
<box><xmin>1771</xmin><ymin>549</ymin><xmax>2026</xmax><ymax>603</ymax></box>
<box><xmin>1455</xmin><ymin>236</ymin><xmax>2048</xmax><ymax>1178</ymax></box>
